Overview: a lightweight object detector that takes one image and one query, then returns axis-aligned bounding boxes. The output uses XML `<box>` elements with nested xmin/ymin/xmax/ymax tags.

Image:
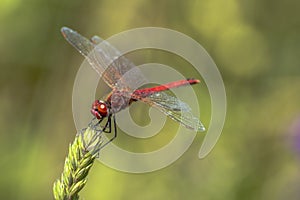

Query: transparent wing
<box><xmin>61</xmin><ymin>27</ymin><xmax>105</xmax><ymax>77</ymax></box>
<box><xmin>90</xmin><ymin>35</ymin><xmax>147</xmax><ymax>89</ymax></box>
<box><xmin>61</xmin><ymin>27</ymin><xmax>146</xmax><ymax>89</ymax></box>
<box><xmin>132</xmin><ymin>92</ymin><xmax>205</xmax><ymax>132</ymax></box>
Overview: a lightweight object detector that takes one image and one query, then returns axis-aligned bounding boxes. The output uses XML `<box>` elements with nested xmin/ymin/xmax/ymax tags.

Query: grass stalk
<box><xmin>53</xmin><ymin>126</ymin><xmax>103</xmax><ymax>200</ymax></box>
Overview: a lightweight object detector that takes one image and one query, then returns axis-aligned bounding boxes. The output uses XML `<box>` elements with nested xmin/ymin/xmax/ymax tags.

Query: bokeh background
<box><xmin>1</xmin><ymin>0</ymin><xmax>300</xmax><ymax>199</ymax></box>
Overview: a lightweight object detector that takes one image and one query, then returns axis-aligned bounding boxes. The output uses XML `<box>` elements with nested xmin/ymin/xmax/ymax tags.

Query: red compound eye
<box><xmin>91</xmin><ymin>100</ymin><xmax>108</xmax><ymax>119</ymax></box>
<box><xmin>97</xmin><ymin>103</ymin><xmax>107</xmax><ymax>116</ymax></box>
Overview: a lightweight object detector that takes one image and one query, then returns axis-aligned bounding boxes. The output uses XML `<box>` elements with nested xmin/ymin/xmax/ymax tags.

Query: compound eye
<box><xmin>91</xmin><ymin>100</ymin><xmax>109</xmax><ymax>119</ymax></box>
<box><xmin>97</xmin><ymin>103</ymin><xmax>108</xmax><ymax>117</ymax></box>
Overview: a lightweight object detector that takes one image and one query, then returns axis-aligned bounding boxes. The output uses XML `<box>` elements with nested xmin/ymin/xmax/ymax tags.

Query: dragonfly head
<box><xmin>91</xmin><ymin>100</ymin><xmax>110</xmax><ymax>120</ymax></box>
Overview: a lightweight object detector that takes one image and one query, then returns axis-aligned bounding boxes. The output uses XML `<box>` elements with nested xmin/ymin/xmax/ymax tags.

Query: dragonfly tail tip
<box><xmin>187</xmin><ymin>78</ymin><xmax>201</xmax><ymax>85</ymax></box>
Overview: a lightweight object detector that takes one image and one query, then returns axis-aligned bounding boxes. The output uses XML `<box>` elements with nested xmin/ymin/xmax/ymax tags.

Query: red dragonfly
<box><xmin>61</xmin><ymin>27</ymin><xmax>205</xmax><ymax>145</ymax></box>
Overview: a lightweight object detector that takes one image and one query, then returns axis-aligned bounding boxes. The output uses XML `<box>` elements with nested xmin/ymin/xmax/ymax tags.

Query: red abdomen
<box><xmin>133</xmin><ymin>78</ymin><xmax>200</xmax><ymax>98</ymax></box>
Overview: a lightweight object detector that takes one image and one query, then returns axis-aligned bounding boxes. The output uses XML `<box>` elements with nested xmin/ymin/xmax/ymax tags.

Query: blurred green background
<box><xmin>1</xmin><ymin>0</ymin><xmax>300</xmax><ymax>199</ymax></box>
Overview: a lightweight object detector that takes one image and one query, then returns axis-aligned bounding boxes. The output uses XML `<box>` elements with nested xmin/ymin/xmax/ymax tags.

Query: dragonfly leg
<box><xmin>99</xmin><ymin>115</ymin><xmax>117</xmax><ymax>149</ymax></box>
<box><xmin>103</xmin><ymin>116</ymin><xmax>112</xmax><ymax>133</ymax></box>
<box><xmin>111</xmin><ymin>115</ymin><xmax>117</xmax><ymax>141</ymax></box>
<box><xmin>91</xmin><ymin>118</ymin><xmax>105</xmax><ymax>132</ymax></box>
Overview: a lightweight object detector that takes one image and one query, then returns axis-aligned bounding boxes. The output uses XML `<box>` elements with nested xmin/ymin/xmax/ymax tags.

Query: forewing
<box><xmin>61</xmin><ymin>27</ymin><xmax>146</xmax><ymax>89</ymax></box>
<box><xmin>90</xmin><ymin>35</ymin><xmax>147</xmax><ymax>90</ymax></box>
<box><xmin>132</xmin><ymin>92</ymin><xmax>205</xmax><ymax>132</ymax></box>
<box><xmin>61</xmin><ymin>27</ymin><xmax>105</xmax><ymax>78</ymax></box>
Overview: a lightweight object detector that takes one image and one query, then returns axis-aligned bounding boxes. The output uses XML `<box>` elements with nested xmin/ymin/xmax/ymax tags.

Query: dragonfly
<box><xmin>61</xmin><ymin>27</ymin><xmax>205</xmax><ymax>146</ymax></box>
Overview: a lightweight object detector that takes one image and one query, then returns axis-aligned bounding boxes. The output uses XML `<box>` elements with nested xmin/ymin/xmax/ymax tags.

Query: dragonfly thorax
<box><xmin>91</xmin><ymin>100</ymin><xmax>110</xmax><ymax>119</ymax></box>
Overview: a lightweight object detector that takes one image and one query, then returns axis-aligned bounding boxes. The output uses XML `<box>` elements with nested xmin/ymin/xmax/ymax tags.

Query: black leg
<box><xmin>99</xmin><ymin>115</ymin><xmax>117</xmax><ymax>149</ymax></box>
<box><xmin>103</xmin><ymin>116</ymin><xmax>112</xmax><ymax>133</ymax></box>
<box><xmin>111</xmin><ymin>115</ymin><xmax>117</xmax><ymax>141</ymax></box>
<box><xmin>90</xmin><ymin>117</ymin><xmax>104</xmax><ymax>131</ymax></box>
